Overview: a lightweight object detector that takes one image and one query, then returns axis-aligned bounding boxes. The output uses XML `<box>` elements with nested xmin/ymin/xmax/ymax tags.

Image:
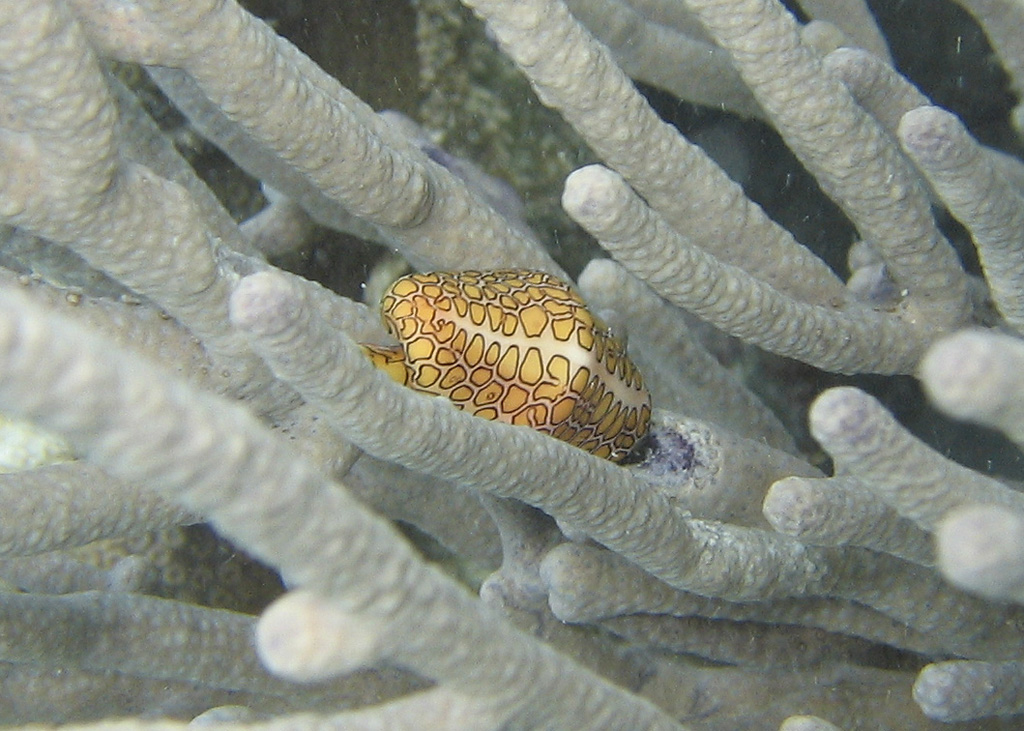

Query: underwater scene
<box><xmin>1</xmin><ymin>0</ymin><xmax>1024</xmax><ymax>728</ymax></box>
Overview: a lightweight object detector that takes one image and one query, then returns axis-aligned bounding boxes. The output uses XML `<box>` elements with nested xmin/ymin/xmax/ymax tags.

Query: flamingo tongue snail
<box><xmin>361</xmin><ymin>269</ymin><xmax>652</xmax><ymax>463</ymax></box>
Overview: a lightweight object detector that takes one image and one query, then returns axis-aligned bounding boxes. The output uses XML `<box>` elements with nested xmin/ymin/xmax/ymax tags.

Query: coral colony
<box><xmin>3</xmin><ymin>0</ymin><xmax>1024</xmax><ymax>728</ymax></box>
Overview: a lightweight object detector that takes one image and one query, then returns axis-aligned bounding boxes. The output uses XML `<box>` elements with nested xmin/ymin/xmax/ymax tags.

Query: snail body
<box><xmin>363</xmin><ymin>269</ymin><xmax>651</xmax><ymax>462</ymax></box>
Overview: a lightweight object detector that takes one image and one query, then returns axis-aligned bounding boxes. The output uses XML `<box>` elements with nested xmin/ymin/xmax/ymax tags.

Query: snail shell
<box><xmin>362</xmin><ymin>269</ymin><xmax>651</xmax><ymax>462</ymax></box>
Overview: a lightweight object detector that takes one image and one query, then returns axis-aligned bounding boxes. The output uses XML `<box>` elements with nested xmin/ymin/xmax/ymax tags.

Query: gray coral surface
<box><xmin>3</xmin><ymin>0</ymin><xmax>1024</xmax><ymax>728</ymax></box>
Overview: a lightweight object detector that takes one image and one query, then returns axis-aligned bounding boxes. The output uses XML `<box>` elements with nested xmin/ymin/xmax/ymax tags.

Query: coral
<box><xmin>2</xmin><ymin>0</ymin><xmax>1024</xmax><ymax>728</ymax></box>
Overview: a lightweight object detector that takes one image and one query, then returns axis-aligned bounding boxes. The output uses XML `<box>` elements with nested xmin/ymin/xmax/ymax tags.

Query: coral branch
<box><xmin>920</xmin><ymin>329</ymin><xmax>1024</xmax><ymax>446</ymax></box>
<box><xmin>68</xmin><ymin>0</ymin><xmax>559</xmax><ymax>275</ymax></box>
<box><xmin>230</xmin><ymin>269</ymin><xmax>835</xmax><ymax>601</ymax></box>
<box><xmin>914</xmin><ymin>659</ymin><xmax>1024</xmax><ymax>722</ymax></box>
<box><xmin>764</xmin><ymin>475</ymin><xmax>933</xmax><ymax>565</ymax></box>
<box><xmin>0</xmin><ymin>288</ymin><xmax>683</xmax><ymax>729</ymax></box>
<box><xmin>900</xmin><ymin>105</ymin><xmax>1024</xmax><ymax>332</ymax></box>
<box><xmin>0</xmin><ymin>0</ymin><xmax>286</xmax><ymax>409</ymax></box>
<box><xmin>679</xmin><ymin>0</ymin><xmax>969</xmax><ymax>324</ymax></box>
<box><xmin>937</xmin><ymin>504</ymin><xmax>1024</xmax><ymax>603</ymax></box>
<box><xmin>563</xmin><ymin>164</ymin><xmax>925</xmax><ymax>374</ymax></box>
<box><xmin>463</xmin><ymin>0</ymin><xmax>844</xmax><ymax>304</ymax></box>
<box><xmin>809</xmin><ymin>386</ymin><xmax>1024</xmax><ymax>527</ymax></box>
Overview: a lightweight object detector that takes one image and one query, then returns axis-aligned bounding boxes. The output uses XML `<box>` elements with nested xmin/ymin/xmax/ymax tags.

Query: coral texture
<box><xmin>2</xmin><ymin>0</ymin><xmax>1024</xmax><ymax>729</ymax></box>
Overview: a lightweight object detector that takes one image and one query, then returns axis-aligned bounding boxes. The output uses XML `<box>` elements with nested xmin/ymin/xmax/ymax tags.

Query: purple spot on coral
<box><xmin>634</xmin><ymin>425</ymin><xmax>696</xmax><ymax>477</ymax></box>
<box><xmin>424</xmin><ymin>145</ymin><xmax>456</xmax><ymax>169</ymax></box>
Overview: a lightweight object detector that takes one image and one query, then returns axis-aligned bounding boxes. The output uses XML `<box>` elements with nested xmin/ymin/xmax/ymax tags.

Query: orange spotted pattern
<box><xmin>362</xmin><ymin>270</ymin><xmax>651</xmax><ymax>462</ymax></box>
